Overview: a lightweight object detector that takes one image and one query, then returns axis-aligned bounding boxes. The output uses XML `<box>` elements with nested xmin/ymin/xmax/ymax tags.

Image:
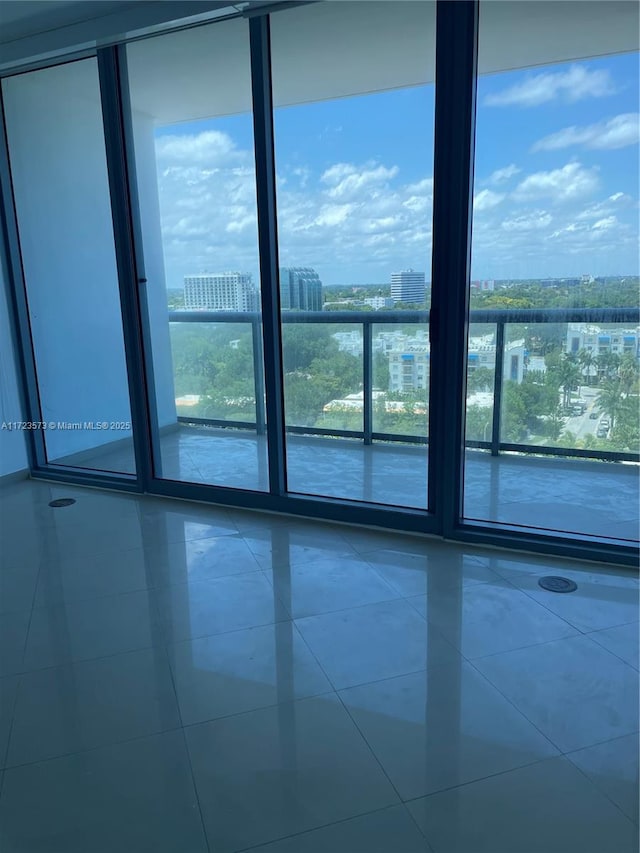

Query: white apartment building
<box><xmin>184</xmin><ymin>272</ymin><xmax>258</xmax><ymax>311</ymax></box>
<box><xmin>363</xmin><ymin>296</ymin><xmax>395</xmax><ymax>310</ymax></box>
<box><xmin>566</xmin><ymin>323</ymin><xmax>640</xmax><ymax>359</ymax></box>
<box><xmin>388</xmin><ymin>333</ymin><xmax>526</xmax><ymax>392</ymax></box>
<box><xmin>390</xmin><ymin>269</ymin><xmax>426</xmax><ymax>304</ymax></box>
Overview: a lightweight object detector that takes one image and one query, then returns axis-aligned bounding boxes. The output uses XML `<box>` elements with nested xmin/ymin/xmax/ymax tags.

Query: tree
<box><xmin>596</xmin><ymin>351</ymin><xmax>621</xmax><ymax>382</ymax></box>
<box><xmin>467</xmin><ymin>367</ymin><xmax>493</xmax><ymax>394</ymax></box>
<box><xmin>547</xmin><ymin>353</ymin><xmax>580</xmax><ymax>409</ymax></box>
<box><xmin>577</xmin><ymin>349</ymin><xmax>596</xmax><ymax>386</ymax></box>
<box><xmin>465</xmin><ymin>405</ymin><xmax>492</xmax><ymax>442</ymax></box>
<box><xmin>618</xmin><ymin>353</ymin><xmax>639</xmax><ymax>395</ymax></box>
<box><xmin>597</xmin><ymin>378</ymin><xmax>625</xmax><ymax>431</ymax></box>
<box><xmin>500</xmin><ymin>382</ymin><xmax>529</xmax><ymax>442</ymax></box>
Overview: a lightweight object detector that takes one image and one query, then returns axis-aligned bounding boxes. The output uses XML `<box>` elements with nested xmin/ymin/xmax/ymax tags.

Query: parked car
<box><xmin>597</xmin><ymin>425</ymin><xmax>609</xmax><ymax>438</ymax></box>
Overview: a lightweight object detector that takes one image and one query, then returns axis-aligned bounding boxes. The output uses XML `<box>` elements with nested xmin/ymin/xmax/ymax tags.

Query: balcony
<box><xmin>55</xmin><ymin>306</ymin><xmax>640</xmax><ymax>544</ymax></box>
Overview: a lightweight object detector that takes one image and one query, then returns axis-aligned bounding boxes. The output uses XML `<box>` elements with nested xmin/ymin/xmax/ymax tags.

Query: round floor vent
<box><xmin>48</xmin><ymin>498</ymin><xmax>76</xmax><ymax>508</ymax></box>
<box><xmin>538</xmin><ymin>576</ymin><xmax>577</xmax><ymax>593</ymax></box>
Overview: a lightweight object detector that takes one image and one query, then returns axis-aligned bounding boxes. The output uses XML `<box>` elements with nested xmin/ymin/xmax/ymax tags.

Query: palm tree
<box><xmin>577</xmin><ymin>349</ymin><xmax>596</xmax><ymax>386</ymax></box>
<box><xmin>596</xmin><ymin>351</ymin><xmax>620</xmax><ymax>383</ymax></box>
<box><xmin>556</xmin><ymin>355</ymin><xmax>581</xmax><ymax>409</ymax></box>
<box><xmin>618</xmin><ymin>354</ymin><xmax>639</xmax><ymax>395</ymax></box>
<box><xmin>597</xmin><ymin>378</ymin><xmax>625</xmax><ymax>431</ymax></box>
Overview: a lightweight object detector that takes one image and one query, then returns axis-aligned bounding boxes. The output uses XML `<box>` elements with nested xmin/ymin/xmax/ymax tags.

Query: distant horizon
<box><xmin>165</xmin><ymin>273</ymin><xmax>638</xmax><ymax>292</ymax></box>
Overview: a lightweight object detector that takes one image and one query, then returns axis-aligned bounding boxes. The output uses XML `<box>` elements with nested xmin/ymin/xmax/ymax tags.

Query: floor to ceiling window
<box><xmin>0</xmin><ymin>1</ymin><xmax>636</xmax><ymax>563</ymax></box>
<box><xmin>2</xmin><ymin>59</ymin><xmax>136</xmax><ymax>475</ymax></box>
<box><xmin>270</xmin><ymin>0</ymin><xmax>436</xmax><ymax>508</ymax></box>
<box><xmin>463</xmin><ymin>1</ymin><xmax>640</xmax><ymax>544</ymax></box>
<box><xmin>125</xmin><ymin>17</ymin><xmax>268</xmax><ymax>492</ymax></box>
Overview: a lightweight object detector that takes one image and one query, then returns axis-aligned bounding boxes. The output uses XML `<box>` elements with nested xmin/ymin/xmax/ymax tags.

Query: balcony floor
<box><xmin>53</xmin><ymin>425</ymin><xmax>640</xmax><ymax>543</ymax></box>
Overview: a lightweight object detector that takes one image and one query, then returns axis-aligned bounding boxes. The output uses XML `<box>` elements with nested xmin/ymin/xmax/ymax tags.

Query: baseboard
<box><xmin>0</xmin><ymin>467</ymin><xmax>30</xmax><ymax>485</ymax></box>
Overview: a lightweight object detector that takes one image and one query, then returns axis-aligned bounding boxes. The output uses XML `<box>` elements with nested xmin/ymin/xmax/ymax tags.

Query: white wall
<box><xmin>2</xmin><ymin>59</ymin><xmax>135</xmax><ymax>461</ymax></box>
<box><xmin>0</xmin><ymin>260</ymin><xmax>28</xmax><ymax>476</ymax></box>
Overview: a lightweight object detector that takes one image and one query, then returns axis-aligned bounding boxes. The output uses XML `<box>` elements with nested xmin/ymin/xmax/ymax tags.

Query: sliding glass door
<box><xmin>463</xmin><ymin>0</ymin><xmax>640</xmax><ymax>544</ymax></box>
<box><xmin>271</xmin><ymin>0</ymin><xmax>436</xmax><ymax>508</ymax></box>
<box><xmin>125</xmin><ymin>18</ymin><xmax>268</xmax><ymax>492</ymax></box>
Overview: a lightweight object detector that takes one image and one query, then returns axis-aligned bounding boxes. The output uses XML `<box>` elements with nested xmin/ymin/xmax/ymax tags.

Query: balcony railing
<box><xmin>167</xmin><ymin>306</ymin><xmax>640</xmax><ymax>464</ymax></box>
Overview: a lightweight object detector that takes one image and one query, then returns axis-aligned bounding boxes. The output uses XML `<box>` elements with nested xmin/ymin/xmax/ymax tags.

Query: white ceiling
<box><xmin>2</xmin><ymin>1</ymin><xmax>638</xmax><ymax>124</ymax></box>
<box><xmin>0</xmin><ymin>1</ymin><xmax>141</xmax><ymax>43</ymax></box>
<box><xmin>127</xmin><ymin>0</ymin><xmax>639</xmax><ymax>125</ymax></box>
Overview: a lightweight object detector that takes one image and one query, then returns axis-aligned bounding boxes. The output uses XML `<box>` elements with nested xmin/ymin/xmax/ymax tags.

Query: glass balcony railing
<box><xmin>167</xmin><ymin>306</ymin><xmax>640</xmax><ymax>464</ymax></box>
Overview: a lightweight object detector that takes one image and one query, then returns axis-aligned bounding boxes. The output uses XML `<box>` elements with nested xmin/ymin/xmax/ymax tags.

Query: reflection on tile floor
<box><xmin>0</xmin><ymin>479</ymin><xmax>637</xmax><ymax>852</ymax></box>
<box><xmin>55</xmin><ymin>425</ymin><xmax>639</xmax><ymax>542</ymax></box>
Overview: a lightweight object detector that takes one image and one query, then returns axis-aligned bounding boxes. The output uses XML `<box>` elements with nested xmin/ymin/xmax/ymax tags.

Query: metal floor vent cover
<box><xmin>538</xmin><ymin>575</ymin><xmax>577</xmax><ymax>593</ymax></box>
<box><xmin>48</xmin><ymin>498</ymin><xmax>76</xmax><ymax>508</ymax></box>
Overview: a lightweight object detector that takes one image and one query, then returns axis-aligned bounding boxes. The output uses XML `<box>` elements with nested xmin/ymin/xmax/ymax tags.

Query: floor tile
<box><xmin>407</xmin><ymin>579</ymin><xmax>578</xmax><ymax>658</ymax></box>
<box><xmin>43</xmin><ymin>515</ymin><xmax>146</xmax><ymax>561</ymax></box>
<box><xmin>0</xmin><ymin>611</ymin><xmax>30</xmax><ymax>677</ymax></box>
<box><xmin>0</xmin><ymin>676</ymin><xmax>19</xmax><ymax>768</ymax></box>
<box><xmin>361</xmin><ymin>545</ymin><xmax>499</xmax><ymax>598</ymax></box>
<box><xmin>137</xmin><ymin>499</ymin><xmax>240</xmax><ymax>543</ymax></box>
<box><xmin>23</xmin><ymin>589</ymin><xmax>162</xmax><ymax>671</ymax></box>
<box><xmin>0</xmin><ymin>528</ymin><xmax>48</xmax><ymax>575</ymax></box>
<box><xmin>589</xmin><ymin>622</ymin><xmax>639</xmax><ymax>670</ymax></box>
<box><xmin>243</xmin><ymin>805</ymin><xmax>429</xmax><ymax>852</ymax></box>
<box><xmin>7</xmin><ymin>647</ymin><xmax>180</xmax><ymax>766</ymax></box>
<box><xmin>185</xmin><ymin>694</ymin><xmax>398</xmax><ymax>853</ymax></box>
<box><xmin>407</xmin><ymin>756</ymin><xmax>638</xmax><ymax>853</ymax></box>
<box><xmin>495</xmin><ymin>563</ymin><xmax>638</xmax><ymax>632</ymax></box>
<box><xmin>154</xmin><ymin>572</ymin><xmax>289</xmax><ymax>643</ymax></box>
<box><xmin>0</xmin><ymin>563</ymin><xmax>39</xmax><ymax>614</ymax></box>
<box><xmin>473</xmin><ymin>635</ymin><xmax>639</xmax><ymax>752</ymax></box>
<box><xmin>144</xmin><ymin>535</ymin><xmax>262</xmax><ymax>588</ymax></box>
<box><xmin>568</xmin><ymin>734</ymin><xmax>639</xmax><ymax>824</ymax></box>
<box><xmin>167</xmin><ymin>622</ymin><xmax>331</xmax><ymax>725</ymax></box>
<box><xmin>242</xmin><ymin>525</ymin><xmax>357</xmax><ymax>570</ymax></box>
<box><xmin>34</xmin><ymin>547</ymin><xmax>151</xmax><ymax>606</ymax></box>
<box><xmin>266</xmin><ymin>554</ymin><xmax>401</xmax><ymax>618</ymax></box>
<box><xmin>339</xmin><ymin>665</ymin><xmax>558</xmax><ymax>800</ymax></box>
<box><xmin>0</xmin><ymin>730</ymin><xmax>207</xmax><ymax>853</ymax></box>
<box><xmin>296</xmin><ymin>600</ymin><xmax>461</xmax><ymax>690</ymax></box>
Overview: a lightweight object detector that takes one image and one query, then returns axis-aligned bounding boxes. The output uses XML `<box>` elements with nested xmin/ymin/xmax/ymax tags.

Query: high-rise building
<box><xmin>279</xmin><ymin>267</ymin><xmax>323</xmax><ymax>311</ymax></box>
<box><xmin>183</xmin><ymin>273</ymin><xmax>258</xmax><ymax>311</ymax></box>
<box><xmin>391</xmin><ymin>269</ymin><xmax>426</xmax><ymax>304</ymax></box>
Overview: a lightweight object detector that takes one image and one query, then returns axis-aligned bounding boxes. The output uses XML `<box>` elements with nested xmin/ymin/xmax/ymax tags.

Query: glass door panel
<box><xmin>271</xmin><ymin>0</ymin><xmax>436</xmax><ymax>507</ymax></box>
<box><xmin>463</xmin><ymin>2</ymin><xmax>640</xmax><ymax>543</ymax></box>
<box><xmin>126</xmin><ymin>18</ymin><xmax>267</xmax><ymax>491</ymax></box>
<box><xmin>2</xmin><ymin>58</ymin><xmax>136</xmax><ymax>475</ymax></box>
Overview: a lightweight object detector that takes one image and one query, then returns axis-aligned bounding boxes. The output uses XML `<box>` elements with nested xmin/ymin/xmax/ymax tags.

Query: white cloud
<box><xmin>501</xmin><ymin>211</ymin><xmax>553</xmax><ymax>232</ymax></box>
<box><xmin>576</xmin><ymin>192</ymin><xmax>632</xmax><ymax>221</ymax></box>
<box><xmin>532</xmin><ymin>113</ymin><xmax>640</xmax><ymax>152</ymax></box>
<box><xmin>152</xmin><ymin>127</ymin><xmax>637</xmax><ymax>286</ymax></box>
<box><xmin>592</xmin><ymin>216</ymin><xmax>617</xmax><ymax>231</ymax></box>
<box><xmin>473</xmin><ymin>189</ymin><xmax>505</xmax><ymax>211</ymax></box>
<box><xmin>156</xmin><ymin>130</ymin><xmax>241</xmax><ymax>166</ymax></box>
<box><xmin>485</xmin><ymin>64</ymin><xmax>615</xmax><ymax>108</ymax></box>
<box><xmin>512</xmin><ymin>162</ymin><xmax>599</xmax><ymax>203</ymax></box>
<box><xmin>489</xmin><ymin>164</ymin><xmax>521</xmax><ymax>184</ymax></box>
<box><xmin>321</xmin><ymin>162</ymin><xmax>399</xmax><ymax>200</ymax></box>
<box><xmin>313</xmin><ymin>203</ymin><xmax>359</xmax><ymax>228</ymax></box>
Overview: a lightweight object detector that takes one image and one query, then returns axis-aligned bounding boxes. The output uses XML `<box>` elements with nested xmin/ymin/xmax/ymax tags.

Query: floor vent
<box><xmin>538</xmin><ymin>576</ymin><xmax>577</xmax><ymax>593</ymax></box>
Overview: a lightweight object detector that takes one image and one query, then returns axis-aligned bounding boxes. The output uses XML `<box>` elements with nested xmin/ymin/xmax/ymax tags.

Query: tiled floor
<box><xmin>55</xmin><ymin>425</ymin><xmax>640</xmax><ymax>542</ymax></box>
<box><xmin>0</xmin><ymin>479</ymin><xmax>638</xmax><ymax>852</ymax></box>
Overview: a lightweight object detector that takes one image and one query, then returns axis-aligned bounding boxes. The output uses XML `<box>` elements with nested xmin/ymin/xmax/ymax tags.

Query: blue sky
<box><xmin>154</xmin><ymin>52</ymin><xmax>639</xmax><ymax>288</ymax></box>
